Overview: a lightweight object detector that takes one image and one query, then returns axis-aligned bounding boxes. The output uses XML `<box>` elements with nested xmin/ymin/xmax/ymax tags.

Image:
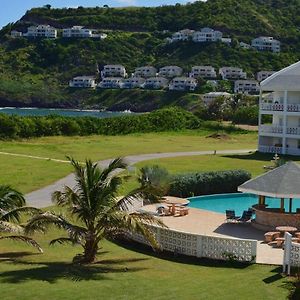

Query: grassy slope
<box><xmin>0</xmin><ymin>235</ymin><xmax>292</xmax><ymax>300</ymax></box>
<box><xmin>0</xmin><ymin>131</ymin><xmax>257</xmax><ymax>193</ymax></box>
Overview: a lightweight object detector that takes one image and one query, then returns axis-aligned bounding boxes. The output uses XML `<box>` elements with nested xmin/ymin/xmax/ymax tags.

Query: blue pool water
<box><xmin>188</xmin><ymin>193</ymin><xmax>300</xmax><ymax>216</ymax></box>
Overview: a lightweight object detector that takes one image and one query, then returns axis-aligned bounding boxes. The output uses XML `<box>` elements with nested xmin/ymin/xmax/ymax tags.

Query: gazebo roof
<box><xmin>238</xmin><ymin>162</ymin><xmax>300</xmax><ymax>198</ymax></box>
<box><xmin>260</xmin><ymin>61</ymin><xmax>300</xmax><ymax>91</ymax></box>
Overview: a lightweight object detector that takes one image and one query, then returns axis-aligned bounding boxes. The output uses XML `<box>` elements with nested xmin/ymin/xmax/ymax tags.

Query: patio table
<box><xmin>275</xmin><ymin>226</ymin><xmax>298</xmax><ymax>236</ymax></box>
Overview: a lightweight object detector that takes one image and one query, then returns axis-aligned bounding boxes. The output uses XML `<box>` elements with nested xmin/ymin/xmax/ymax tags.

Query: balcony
<box><xmin>260</xmin><ymin>103</ymin><xmax>283</xmax><ymax>111</ymax></box>
<box><xmin>259</xmin><ymin>125</ymin><xmax>283</xmax><ymax>134</ymax></box>
<box><xmin>286</xmin><ymin>148</ymin><xmax>300</xmax><ymax>156</ymax></box>
<box><xmin>286</xmin><ymin>127</ymin><xmax>300</xmax><ymax>136</ymax></box>
<box><xmin>287</xmin><ymin>103</ymin><xmax>300</xmax><ymax>112</ymax></box>
<box><xmin>258</xmin><ymin>145</ymin><xmax>282</xmax><ymax>154</ymax></box>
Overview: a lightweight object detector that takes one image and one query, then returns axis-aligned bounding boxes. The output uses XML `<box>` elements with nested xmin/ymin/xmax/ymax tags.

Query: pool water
<box><xmin>188</xmin><ymin>193</ymin><xmax>300</xmax><ymax>216</ymax></box>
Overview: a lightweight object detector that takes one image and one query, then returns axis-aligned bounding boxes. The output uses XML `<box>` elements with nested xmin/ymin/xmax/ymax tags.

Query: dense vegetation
<box><xmin>1</xmin><ymin>0</ymin><xmax>300</xmax><ymax>110</ymax></box>
<box><xmin>169</xmin><ymin>169</ymin><xmax>251</xmax><ymax>197</ymax></box>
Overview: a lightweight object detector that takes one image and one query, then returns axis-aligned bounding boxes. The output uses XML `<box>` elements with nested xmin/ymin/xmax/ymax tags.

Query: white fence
<box><xmin>283</xmin><ymin>232</ymin><xmax>300</xmax><ymax>275</ymax></box>
<box><xmin>127</xmin><ymin>226</ymin><xmax>257</xmax><ymax>263</ymax></box>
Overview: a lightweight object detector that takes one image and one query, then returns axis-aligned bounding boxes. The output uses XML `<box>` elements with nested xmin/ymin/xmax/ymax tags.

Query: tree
<box><xmin>43</xmin><ymin>4</ymin><xmax>51</xmax><ymax>10</ymax></box>
<box><xmin>0</xmin><ymin>185</ymin><xmax>42</xmax><ymax>252</ymax></box>
<box><xmin>26</xmin><ymin>157</ymin><xmax>165</xmax><ymax>264</ymax></box>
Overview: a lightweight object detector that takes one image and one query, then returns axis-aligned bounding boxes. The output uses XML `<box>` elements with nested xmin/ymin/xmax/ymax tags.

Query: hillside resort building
<box><xmin>257</xmin><ymin>71</ymin><xmax>276</xmax><ymax>82</ymax></box>
<box><xmin>158</xmin><ymin>66</ymin><xmax>183</xmax><ymax>78</ymax></box>
<box><xmin>234</xmin><ymin>80</ymin><xmax>259</xmax><ymax>94</ymax></box>
<box><xmin>69</xmin><ymin>76</ymin><xmax>96</xmax><ymax>88</ymax></box>
<box><xmin>190</xmin><ymin>66</ymin><xmax>217</xmax><ymax>79</ymax></box>
<box><xmin>24</xmin><ymin>25</ymin><xmax>57</xmax><ymax>38</ymax></box>
<box><xmin>258</xmin><ymin>61</ymin><xmax>300</xmax><ymax>156</ymax></box>
<box><xmin>63</xmin><ymin>26</ymin><xmax>107</xmax><ymax>39</ymax></box>
<box><xmin>251</xmin><ymin>36</ymin><xmax>281</xmax><ymax>53</ymax></box>
<box><xmin>101</xmin><ymin>65</ymin><xmax>127</xmax><ymax>78</ymax></box>
<box><xmin>169</xmin><ymin>77</ymin><xmax>197</xmax><ymax>91</ymax></box>
<box><xmin>203</xmin><ymin>92</ymin><xmax>232</xmax><ymax>106</ymax></box>
<box><xmin>219</xmin><ymin>67</ymin><xmax>247</xmax><ymax>80</ymax></box>
<box><xmin>133</xmin><ymin>66</ymin><xmax>157</xmax><ymax>78</ymax></box>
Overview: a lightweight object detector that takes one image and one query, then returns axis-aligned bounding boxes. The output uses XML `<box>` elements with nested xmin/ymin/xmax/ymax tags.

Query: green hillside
<box><xmin>0</xmin><ymin>0</ymin><xmax>300</xmax><ymax>110</ymax></box>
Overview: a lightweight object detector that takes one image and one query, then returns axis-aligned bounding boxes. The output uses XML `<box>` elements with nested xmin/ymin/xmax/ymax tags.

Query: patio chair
<box><xmin>225</xmin><ymin>210</ymin><xmax>238</xmax><ymax>223</ymax></box>
<box><xmin>236</xmin><ymin>210</ymin><xmax>253</xmax><ymax>223</ymax></box>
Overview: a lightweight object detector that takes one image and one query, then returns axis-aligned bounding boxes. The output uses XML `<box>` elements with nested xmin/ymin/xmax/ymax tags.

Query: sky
<box><xmin>0</xmin><ymin>0</ymin><xmax>194</xmax><ymax>29</ymax></box>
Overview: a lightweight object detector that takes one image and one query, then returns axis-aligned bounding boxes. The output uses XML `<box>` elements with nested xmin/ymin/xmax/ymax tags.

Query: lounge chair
<box><xmin>225</xmin><ymin>210</ymin><xmax>238</xmax><ymax>223</ymax></box>
<box><xmin>236</xmin><ymin>210</ymin><xmax>253</xmax><ymax>223</ymax></box>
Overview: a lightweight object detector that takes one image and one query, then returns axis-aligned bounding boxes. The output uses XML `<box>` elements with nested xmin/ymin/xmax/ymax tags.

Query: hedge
<box><xmin>168</xmin><ymin>170</ymin><xmax>251</xmax><ymax>197</ymax></box>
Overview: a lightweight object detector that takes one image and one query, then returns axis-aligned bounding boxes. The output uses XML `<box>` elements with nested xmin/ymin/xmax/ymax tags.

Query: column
<box><xmin>258</xmin><ymin>90</ymin><xmax>262</xmax><ymax>152</ymax></box>
<box><xmin>282</xmin><ymin>90</ymin><xmax>287</xmax><ymax>155</ymax></box>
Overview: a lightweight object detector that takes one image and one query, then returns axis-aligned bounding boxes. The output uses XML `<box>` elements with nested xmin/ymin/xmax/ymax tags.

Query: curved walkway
<box><xmin>25</xmin><ymin>149</ymin><xmax>255</xmax><ymax>207</ymax></box>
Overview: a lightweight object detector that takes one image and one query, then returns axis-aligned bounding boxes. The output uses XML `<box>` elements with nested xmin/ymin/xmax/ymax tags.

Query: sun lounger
<box><xmin>236</xmin><ymin>210</ymin><xmax>253</xmax><ymax>223</ymax></box>
<box><xmin>225</xmin><ymin>210</ymin><xmax>238</xmax><ymax>223</ymax></box>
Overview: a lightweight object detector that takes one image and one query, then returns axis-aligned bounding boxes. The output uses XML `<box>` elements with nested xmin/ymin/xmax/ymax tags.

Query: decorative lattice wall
<box><xmin>126</xmin><ymin>225</ymin><xmax>257</xmax><ymax>263</ymax></box>
<box><xmin>289</xmin><ymin>242</ymin><xmax>300</xmax><ymax>267</ymax></box>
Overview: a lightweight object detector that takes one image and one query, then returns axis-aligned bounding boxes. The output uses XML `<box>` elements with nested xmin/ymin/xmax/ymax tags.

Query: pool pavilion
<box><xmin>238</xmin><ymin>161</ymin><xmax>300</xmax><ymax>230</ymax></box>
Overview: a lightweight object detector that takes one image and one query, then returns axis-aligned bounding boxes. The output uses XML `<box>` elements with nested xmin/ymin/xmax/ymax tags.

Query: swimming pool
<box><xmin>188</xmin><ymin>193</ymin><xmax>300</xmax><ymax>216</ymax></box>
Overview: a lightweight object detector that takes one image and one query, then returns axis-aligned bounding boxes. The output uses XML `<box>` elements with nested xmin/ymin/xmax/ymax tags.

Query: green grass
<box><xmin>0</xmin><ymin>232</ymin><xmax>294</xmax><ymax>300</ymax></box>
<box><xmin>0</xmin><ymin>131</ymin><xmax>257</xmax><ymax>193</ymax></box>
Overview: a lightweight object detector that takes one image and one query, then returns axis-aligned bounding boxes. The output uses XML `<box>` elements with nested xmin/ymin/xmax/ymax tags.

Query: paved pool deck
<box><xmin>142</xmin><ymin>204</ymin><xmax>284</xmax><ymax>265</ymax></box>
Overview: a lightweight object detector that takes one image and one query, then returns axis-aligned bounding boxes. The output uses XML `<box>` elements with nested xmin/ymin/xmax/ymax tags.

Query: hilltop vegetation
<box><xmin>0</xmin><ymin>0</ymin><xmax>300</xmax><ymax>110</ymax></box>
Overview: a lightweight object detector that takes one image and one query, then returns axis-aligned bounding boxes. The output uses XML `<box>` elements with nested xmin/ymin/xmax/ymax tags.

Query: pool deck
<box><xmin>142</xmin><ymin>205</ymin><xmax>284</xmax><ymax>265</ymax></box>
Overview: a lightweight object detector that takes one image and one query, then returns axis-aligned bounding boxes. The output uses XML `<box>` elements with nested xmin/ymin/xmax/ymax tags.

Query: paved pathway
<box><xmin>25</xmin><ymin>149</ymin><xmax>255</xmax><ymax>207</ymax></box>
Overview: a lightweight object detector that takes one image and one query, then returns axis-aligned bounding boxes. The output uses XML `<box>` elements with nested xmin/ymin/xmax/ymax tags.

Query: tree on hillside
<box><xmin>0</xmin><ymin>185</ymin><xmax>42</xmax><ymax>252</ymax></box>
<box><xmin>26</xmin><ymin>157</ymin><xmax>165</xmax><ymax>264</ymax></box>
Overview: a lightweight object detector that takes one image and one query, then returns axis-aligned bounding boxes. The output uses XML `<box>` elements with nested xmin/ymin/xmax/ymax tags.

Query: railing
<box><xmin>261</xmin><ymin>103</ymin><xmax>283</xmax><ymax>111</ymax></box>
<box><xmin>126</xmin><ymin>225</ymin><xmax>257</xmax><ymax>263</ymax></box>
<box><xmin>286</xmin><ymin>127</ymin><xmax>300</xmax><ymax>135</ymax></box>
<box><xmin>258</xmin><ymin>145</ymin><xmax>283</xmax><ymax>154</ymax></box>
<box><xmin>287</xmin><ymin>103</ymin><xmax>300</xmax><ymax>112</ymax></box>
<box><xmin>259</xmin><ymin>125</ymin><xmax>283</xmax><ymax>134</ymax></box>
<box><xmin>286</xmin><ymin>148</ymin><xmax>300</xmax><ymax>156</ymax></box>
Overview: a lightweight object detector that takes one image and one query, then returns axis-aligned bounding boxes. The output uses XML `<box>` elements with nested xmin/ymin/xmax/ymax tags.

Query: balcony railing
<box><xmin>261</xmin><ymin>103</ymin><xmax>284</xmax><ymax>111</ymax></box>
<box><xmin>286</xmin><ymin>148</ymin><xmax>300</xmax><ymax>156</ymax></box>
<box><xmin>259</xmin><ymin>145</ymin><xmax>282</xmax><ymax>154</ymax></box>
<box><xmin>287</xmin><ymin>104</ymin><xmax>300</xmax><ymax>112</ymax></box>
<box><xmin>286</xmin><ymin>127</ymin><xmax>300</xmax><ymax>135</ymax></box>
<box><xmin>259</xmin><ymin>125</ymin><xmax>283</xmax><ymax>134</ymax></box>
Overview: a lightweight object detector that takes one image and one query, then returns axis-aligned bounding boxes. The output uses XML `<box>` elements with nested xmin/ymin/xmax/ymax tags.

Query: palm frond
<box><xmin>0</xmin><ymin>220</ymin><xmax>23</xmax><ymax>233</ymax></box>
<box><xmin>49</xmin><ymin>237</ymin><xmax>80</xmax><ymax>246</ymax></box>
<box><xmin>0</xmin><ymin>206</ymin><xmax>41</xmax><ymax>222</ymax></box>
<box><xmin>0</xmin><ymin>185</ymin><xmax>26</xmax><ymax>210</ymax></box>
<box><xmin>0</xmin><ymin>235</ymin><xmax>43</xmax><ymax>253</ymax></box>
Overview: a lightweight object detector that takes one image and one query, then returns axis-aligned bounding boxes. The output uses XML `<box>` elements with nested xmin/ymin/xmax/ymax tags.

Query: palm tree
<box><xmin>0</xmin><ymin>185</ymin><xmax>42</xmax><ymax>252</ymax></box>
<box><xmin>26</xmin><ymin>157</ymin><xmax>165</xmax><ymax>264</ymax></box>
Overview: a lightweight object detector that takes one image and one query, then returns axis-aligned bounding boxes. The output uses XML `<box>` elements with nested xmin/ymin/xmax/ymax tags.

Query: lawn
<box><xmin>0</xmin><ymin>131</ymin><xmax>257</xmax><ymax>193</ymax></box>
<box><xmin>0</xmin><ymin>233</ymin><xmax>293</xmax><ymax>300</ymax></box>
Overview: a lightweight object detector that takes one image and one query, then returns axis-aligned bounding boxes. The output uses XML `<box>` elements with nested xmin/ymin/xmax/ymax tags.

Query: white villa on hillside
<box><xmin>203</xmin><ymin>92</ymin><xmax>232</xmax><ymax>106</ymax></box>
<box><xmin>234</xmin><ymin>80</ymin><xmax>259</xmax><ymax>94</ymax></box>
<box><xmin>63</xmin><ymin>26</ymin><xmax>107</xmax><ymax>39</ymax></box>
<box><xmin>158</xmin><ymin>66</ymin><xmax>183</xmax><ymax>78</ymax></box>
<box><xmin>24</xmin><ymin>25</ymin><xmax>57</xmax><ymax>38</ymax></box>
<box><xmin>11</xmin><ymin>30</ymin><xmax>22</xmax><ymax>38</ymax></box>
<box><xmin>69</xmin><ymin>76</ymin><xmax>96</xmax><ymax>88</ymax></box>
<box><xmin>219</xmin><ymin>67</ymin><xmax>247</xmax><ymax>80</ymax></box>
<box><xmin>143</xmin><ymin>77</ymin><xmax>169</xmax><ymax>89</ymax></box>
<box><xmin>192</xmin><ymin>28</ymin><xmax>222</xmax><ymax>43</ymax></box>
<box><xmin>259</xmin><ymin>61</ymin><xmax>300</xmax><ymax>155</ymax></box>
<box><xmin>133</xmin><ymin>66</ymin><xmax>157</xmax><ymax>78</ymax></box>
<box><xmin>251</xmin><ymin>36</ymin><xmax>280</xmax><ymax>53</ymax></box>
<box><xmin>101</xmin><ymin>65</ymin><xmax>127</xmax><ymax>78</ymax></box>
<box><xmin>170</xmin><ymin>29</ymin><xmax>195</xmax><ymax>42</ymax></box>
<box><xmin>98</xmin><ymin>77</ymin><xmax>123</xmax><ymax>89</ymax></box>
<box><xmin>239</xmin><ymin>42</ymin><xmax>251</xmax><ymax>49</ymax></box>
<box><xmin>257</xmin><ymin>71</ymin><xmax>276</xmax><ymax>82</ymax></box>
<box><xmin>122</xmin><ymin>77</ymin><xmax>145</xmax><ymax>89</ymax></box>
<box><xmin>190</xmin><ymin>66</ymin><xmax>217</xmax><ymax>78</ymax></box>
<box><xmin>169</xmin><ymin>77</ymin><xmax>197</xmax><ymax>91</ymax></box>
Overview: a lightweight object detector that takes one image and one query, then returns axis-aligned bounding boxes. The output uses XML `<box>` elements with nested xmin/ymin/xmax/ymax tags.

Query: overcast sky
<box><xmin>1</xmin><ymin>0</ymin><xmax>196</xmax><ymax>29</ymax></box>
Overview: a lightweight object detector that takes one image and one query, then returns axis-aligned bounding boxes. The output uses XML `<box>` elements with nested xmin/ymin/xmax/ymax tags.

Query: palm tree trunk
<box><xmin>82</xmin><ymin>235</ymin><xmax>98</xmax><ymax>264</ymax></box>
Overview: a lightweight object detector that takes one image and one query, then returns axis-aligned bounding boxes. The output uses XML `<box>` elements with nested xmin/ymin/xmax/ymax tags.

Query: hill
<box><xmin>0</xmin><ymin>0</ymin><xmax>300</xmax><ymax>110</ymax></box>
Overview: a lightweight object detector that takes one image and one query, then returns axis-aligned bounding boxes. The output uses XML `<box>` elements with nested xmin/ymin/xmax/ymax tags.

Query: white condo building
<box><xmin>258</xmin><ymin>61</ymin><xmax>300</xmax><ymax>156</ymax></box>
<box><xmin>98</xmin><ymin>77</ymin><xmax>123</xmax><ymax>89</ymax></box>
<box><xmin>24</xmin><ymin>25</ymin><xmax>57</xmax><ymax>38</ymax></box>
<box><xmin>170</xmin><ymin>29</ymin><xmax>195</xmax><ymax>42</ymax></box>
<box><xmin>169</xmin><ymin>77</ymin><xmax>197</xmax><ymax>91</ymax></box>
<box><xmin>158</xmin><ymin>66</ymin><xmax>183</xmax><ymax>78</ymax></box>
<box><xmin>190</xmin><ymin>66</ymin><xmax>217</xmax><ymax>78</ymax></box>
<box><xmin>101</xmin><ymin>65</ymin><xmax>127</xmax><ymax>78</ymax></box>
<box><xmin>69</xmin><ymin>76</ymin><xmax>96</xmax><ymax>88</ymax></box>
<box><xmin>192</xmin><ymin>27</ymin><xmax>222</xmax><ymax>43</ymax></box>
<box><xmin>11</xmin><ymin>31</ymin><xmax>22</xmax><ymax>38</ymax></box>
<box><xmin>143</xmin><ymin>77</ymin><xmax>169</xmax><ymax>89</ymax></box>
<box><xmin>122</xmin><ymin>77</ymin><xmax>145</xmax><ymax>89</ymax></box>
<box><xmin>133</xmin><ymin>66</ymin><xmax>157</xmax><ymax>78</ymax></box>
<box><xmin>219</xmin><ymin>67</ymin><xmax>247</xmax><ymax>80</ymax></box>
<box><xmin>234</xmin><ymin>80</ymin><xmax>259</xmax><ymax>94</ymax></box>
<box><xmin>63</xmin><ymin>26</ymin><xmax>107</xmax><ymax>39</ymax></box>
<box><xmin>257</xmin><ymin>71</ymin><xmax>276</xmax><ymax>82</ymax></box>
<box><xmin>202</xmin><ymin>92</ymin><xmax>232</xmax><ymax>106</ymax></box>
<box><xmin>251</xmin><ymin>36</ymin><xmax>280</xmax><ymax>53</ymax></box>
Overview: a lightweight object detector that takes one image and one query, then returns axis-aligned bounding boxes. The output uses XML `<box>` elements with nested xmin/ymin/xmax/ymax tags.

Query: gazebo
<box><xmin>238</xmin><ymin>162</ymin><xmax>300</xmax><ymax>230</ymax></box>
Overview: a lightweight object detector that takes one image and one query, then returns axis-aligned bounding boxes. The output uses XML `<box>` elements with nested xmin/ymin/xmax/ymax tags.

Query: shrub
<box><xmin>168</xmin><ymin>170</ymin><xmax>251</xmax><ymax>197</ymax></box>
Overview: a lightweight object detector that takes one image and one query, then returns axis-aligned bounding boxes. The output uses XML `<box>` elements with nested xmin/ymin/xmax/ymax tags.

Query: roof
<box><xmin>260</xmin><ymin>61</ymin><xmax>300</xmax><ymax>91</ymax></box>
<box><xmin>238</xmin><ymin>162</ymin><xmax>300</xmax><ymax>198</ymax></box>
